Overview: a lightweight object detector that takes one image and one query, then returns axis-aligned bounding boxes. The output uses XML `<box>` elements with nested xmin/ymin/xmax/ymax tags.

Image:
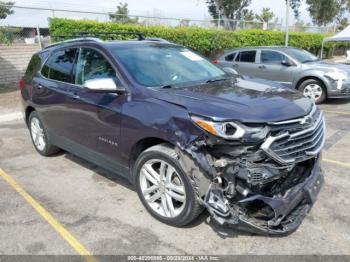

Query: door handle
<box><xmin>35</xmin><ymin>84</ymin><xmax>43</xmax><ymax>89</ymax></box>
<box><xmin>232</xmin><ymin>64</ymin><xmax>239</xmax><ymax>67</ymax></box>
<box><xmin>68</xmin><ymin>92</ymin><xmax>80</xmax><ymax>100</ymax></box>
<box><xmin>71</xmin><ymin>94</ymin><xmax>80</xmax><ymax>100</ymax></box>
<box><xmin>259</xmin><ymin>65</ymin><xmax>266</xmax><ymax>69</ymax></box>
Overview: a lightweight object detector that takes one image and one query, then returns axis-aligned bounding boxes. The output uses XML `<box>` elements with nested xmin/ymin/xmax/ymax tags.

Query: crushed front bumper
<box><xmin>202</xmin><ymin>158</ymin><xmax>324</xmax><ymax>236</ymax></box>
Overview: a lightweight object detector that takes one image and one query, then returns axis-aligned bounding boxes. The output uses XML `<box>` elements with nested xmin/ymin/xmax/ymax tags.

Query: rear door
<box><xmin>255</xmin><ymin>49</ymin><xmax>297</xmax><ymax>85</ymax></box>
<box><xmin>218</xmin><ymin>51</ymin><xmax>237</xmax><ymax>69</ymax></box>
<box><xmin>32</xmin><ymin>47</ymin><xmax>79</xmax><ymax>139</ymax></box>
<box><xmin>234</xmin><ymin>50</ymin><xmax>261</xmax><ymax>76</ymax></box>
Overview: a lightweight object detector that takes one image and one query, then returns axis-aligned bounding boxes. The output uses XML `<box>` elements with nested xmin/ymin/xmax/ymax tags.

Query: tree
<box><xmin>289</xmin><ymin>0</ymin><xmax>301</xmax><ymax>19</ymax></box>
<box><xmin>337</xmin><ymin>17</ymin><xmax>349</xmax><ymax>31</ymax></box>
<box><xmin>242</xmin><ymin>9</ymin><xmax>255</xmax><ymax>21</ymax></box>
<box><xmin>109</xmin><ymin>2</ymin><xmax>138</xmax><ymax>24</ymax></box>
<box><xmin>256</xmin><ymin>8</ymin><xmax>274</xmax><ymax>23</ymax></box>
<box><xmin>0</xmin><ymin>1</ymin><xmax>14</xmax><ymax>19</ymax></box>
<box><xmin>305</xmin><ymin>0</ymin><xmax>345</xmax><ymax>26</ymax></box>
<box><xmin>206</xmin><ymin>0</ymin><xmax>251</xmax><ymax>29</ymax></box>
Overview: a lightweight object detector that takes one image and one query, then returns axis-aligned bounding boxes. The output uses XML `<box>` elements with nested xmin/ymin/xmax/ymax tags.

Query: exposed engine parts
<box><xmin>186</xmin><ymin>107</ymin><xmax>325</xmax><ymax>235</ymax></box>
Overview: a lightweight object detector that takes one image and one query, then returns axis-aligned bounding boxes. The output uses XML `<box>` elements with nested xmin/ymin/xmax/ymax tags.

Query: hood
<box><xmin>302</xmin><ymin>60</ymin><xmax>350</xmax><ymax>73</ymax></box>
<box><xmin>151</xmin><ymin>76</ymin><xmax>313</xmax><ymax>123</ymax></box>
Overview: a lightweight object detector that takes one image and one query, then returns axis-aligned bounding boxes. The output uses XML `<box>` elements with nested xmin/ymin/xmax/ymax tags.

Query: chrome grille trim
<box><xmin>261</xmin><ymin>109</ymin><xmax>325</xmax><ymax>165</ymax></box>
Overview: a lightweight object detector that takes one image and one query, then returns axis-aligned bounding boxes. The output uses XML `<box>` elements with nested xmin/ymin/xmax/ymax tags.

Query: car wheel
<box><xmin>298</xmin><ymin>79</ymin><xmax>326</xmax><ymax>104</ymax></box>
<box><xmin>134</xmin><ymin>144</ymin><xmax>203</xmax><ymax>226</ymax></box>
<box><xmin>29</xmin><ymin>111</ymin><xmax>60</xmax><ymax>156</ymax></box>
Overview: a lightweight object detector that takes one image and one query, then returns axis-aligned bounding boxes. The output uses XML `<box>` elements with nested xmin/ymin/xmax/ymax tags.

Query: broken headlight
<box><xmin>191</xmin><ymin>115</ymin><xmax>269</xmax><ymax>142</ymax></box>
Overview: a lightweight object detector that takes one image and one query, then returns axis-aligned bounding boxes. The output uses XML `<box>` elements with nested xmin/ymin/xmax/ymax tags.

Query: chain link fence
<box><xmin>0</xmin><ymin>4</ymin><xmax>338</xmax><ymax>47</ymax></box>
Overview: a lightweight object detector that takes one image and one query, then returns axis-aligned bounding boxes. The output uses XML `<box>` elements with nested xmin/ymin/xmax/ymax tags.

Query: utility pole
<box><xmin>285</xmin><ymin>0</ymin><xmax>289</xmax><ymax>47</ymax></box>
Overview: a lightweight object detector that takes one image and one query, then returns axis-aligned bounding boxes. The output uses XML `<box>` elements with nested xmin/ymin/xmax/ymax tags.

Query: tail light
<box><xmin>18</xmin><ymin>79</ymin><xmax>24</xmax><ymax>90</ymax></box>
<box><xmin>213</xmin><ymin>59</ymin><xmax>219</xmax><ymax>64</ymax></box>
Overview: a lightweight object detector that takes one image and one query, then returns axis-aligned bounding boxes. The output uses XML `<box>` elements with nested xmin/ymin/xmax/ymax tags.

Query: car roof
<box><xmin>222</xmin><ymin>46</ymin><xmax>301</xmax><ymax>55</ymax></box>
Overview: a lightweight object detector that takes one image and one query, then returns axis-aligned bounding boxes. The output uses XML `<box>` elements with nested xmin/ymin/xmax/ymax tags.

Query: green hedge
<box><xmin>49</xmin><ymin>18</ymin><xmax>334</xmax><ymax>57</ymax></box>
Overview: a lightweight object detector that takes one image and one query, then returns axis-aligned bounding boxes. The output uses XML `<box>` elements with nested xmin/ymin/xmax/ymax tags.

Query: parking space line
<box><xmin>323</xmin><ymin>110</ymin><xmax>350</xmax><ymax>116</ymax></box>
<box><xmin>0</xmin><ymin>168</ymin><xmax>97</xmax><ymax>262</ymax></box>
<box><xmin>323</xmin><ymin>158</ymin><xmax>350</xmax><ymax>168</ymax></box>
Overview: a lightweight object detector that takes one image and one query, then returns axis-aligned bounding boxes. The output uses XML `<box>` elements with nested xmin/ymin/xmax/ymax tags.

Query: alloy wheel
<box><xmin>30</xmin><ymin>117</ymin><xmax>46</xmax><ymax>151</ymax></box>
<box><xmin>139</xmin><ymin>159</ymin><xmax>186</xmax><ymax>218</ymax></box>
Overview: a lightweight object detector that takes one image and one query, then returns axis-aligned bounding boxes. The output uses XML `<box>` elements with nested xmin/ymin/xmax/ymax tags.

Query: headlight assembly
<box><xmin>191</xmin><ymin>115</ymin><xmax>269</xmax><ymax>142</ymax></box>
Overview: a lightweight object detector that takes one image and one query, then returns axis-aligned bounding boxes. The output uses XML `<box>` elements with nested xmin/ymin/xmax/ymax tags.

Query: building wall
<box><xmin>0</xmin><ymin>44</ymin><xmax>41</xmax><ymax>86</ymax></box>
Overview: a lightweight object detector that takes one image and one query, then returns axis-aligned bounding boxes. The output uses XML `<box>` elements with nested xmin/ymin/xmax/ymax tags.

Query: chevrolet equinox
<box><xmin>20</xmin><ymin>35</ymin><xmax>325</xmax><ymax>235</ymax></box>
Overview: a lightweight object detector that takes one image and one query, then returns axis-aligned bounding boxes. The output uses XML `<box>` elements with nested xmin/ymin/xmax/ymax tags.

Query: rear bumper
<box><xmin>203</xmin><ymin>158</ymin><xmax>324</xmax><ymax>236</ymax></box>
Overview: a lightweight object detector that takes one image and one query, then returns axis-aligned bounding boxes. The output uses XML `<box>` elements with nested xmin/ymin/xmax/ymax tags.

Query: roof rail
<box><xmin>52</xmin><ymin>31</ymin><xmax>145</xmax><ymax>42</ymax></box>
<box><xmin>79</xmin><ymin>31</ymin><xmax>145</xmax><ymax>40</ymax></box>
<box><xmin>144</xmin><ymin>37</ymin><xmax>169</xmax><ymax>43</ymax></box>
<box><xmin>45</xmin><ymin>37</ymin><xmax>102</xmax><ymax>49</ymax></box>
<box><xmin>45</xmin><ymin>32</ymin><xmax>170</xmax><ymax>50</ymax></box>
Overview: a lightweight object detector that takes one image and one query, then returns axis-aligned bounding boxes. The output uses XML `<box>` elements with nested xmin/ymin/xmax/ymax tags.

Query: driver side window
<box><xmin>261</xmin><ymin>50</ymin><xmax>286</xmax><ymax>65</ymax></box>
<box><xmin>75</xmin><ymin>48</ymin><xmax>120</xmax><ymax>86</ymax></box>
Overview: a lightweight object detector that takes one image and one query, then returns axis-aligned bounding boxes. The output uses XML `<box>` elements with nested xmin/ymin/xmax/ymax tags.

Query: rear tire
<box><xmin>298</xmin><ymin>79</ymin><xmax>326</xmax><ymax>104</ymax></box>
<box><xmin>29</xmin><ymin>111</ymin><xmax>60</xmax><ymax>156</ymax></box>
<box><xmin>134</xmin><ymin>144</ymin><xmax>203</xmax><ymax>227</ymax></box>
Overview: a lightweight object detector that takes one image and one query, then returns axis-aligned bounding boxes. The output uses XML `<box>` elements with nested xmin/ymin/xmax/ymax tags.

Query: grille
<box><xmin>261</xmin><ymin>106</ymin><xmax>325</xmax><ymax>165</ymax></box>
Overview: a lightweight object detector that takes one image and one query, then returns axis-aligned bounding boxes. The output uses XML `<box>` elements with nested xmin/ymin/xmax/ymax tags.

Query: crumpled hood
<box><xmin>303</xmin><ymin>60</ymin><xmax>350</xmax><ymax>73</ymax></box>
<box><xmin>151</xmin><ymin>76</ymin><xmax>313</xmax><ymax>123</ymax></box>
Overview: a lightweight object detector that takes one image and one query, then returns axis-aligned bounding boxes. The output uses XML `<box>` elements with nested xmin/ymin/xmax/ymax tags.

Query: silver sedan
<box><xmin>216</xmin><ymin>47</ymin><xmax>350</xmax><ymax>104</ymax></box>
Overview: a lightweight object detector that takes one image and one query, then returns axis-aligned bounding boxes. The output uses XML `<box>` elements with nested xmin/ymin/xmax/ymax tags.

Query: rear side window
<box><xmin>236</xmin><ymin>51</ymin><xmax>256</xmax><ymax>63</ymax></box>
<box><xmin>225</xmin><ymin>52</ymin><xmax>236</xmax><ymax>61</ymax></box>
<box><xmin>41</xmin><ymin>48</ymin><xmax>77</xmax><ymax>83</ymax></box>
<box><xmin>261</xmin><ymin>50</ymin><xmax>285</xmax><ymax>64</ymax></box>
<box><xmin>25</xmin><ymin>54</ymin><xmax>42</xmax><ymax>79</ymax></box>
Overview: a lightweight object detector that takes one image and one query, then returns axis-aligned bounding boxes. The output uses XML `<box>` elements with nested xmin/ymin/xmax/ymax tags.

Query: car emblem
<box><xmin>300</xmin><ymin>116</ymin><xmax>313</xmax><ymax>125</ymax></box>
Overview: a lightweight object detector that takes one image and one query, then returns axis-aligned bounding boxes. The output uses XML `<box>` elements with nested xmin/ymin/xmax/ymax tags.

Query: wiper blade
<box><xmin>206</xmin><ymin>78</ymin><xmax>229</xmax><ymax>83</ymax></box>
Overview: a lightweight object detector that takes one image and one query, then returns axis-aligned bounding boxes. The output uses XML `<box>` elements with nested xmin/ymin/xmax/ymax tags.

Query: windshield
<box><xmin>110</xmin><ymin>44</ymin><xmax>226</xmax><ymax>87</ymax></box>
<box><xmin>284</xmin><ymin>48</ymin><xmax>318</xmax><ymax>63</ymax></box>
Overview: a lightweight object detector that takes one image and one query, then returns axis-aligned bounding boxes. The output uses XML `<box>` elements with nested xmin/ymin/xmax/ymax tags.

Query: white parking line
<box><xmin>0</xmin><ymin>112</ymin><xmax>23</xmax><ymax>123</ymax></box>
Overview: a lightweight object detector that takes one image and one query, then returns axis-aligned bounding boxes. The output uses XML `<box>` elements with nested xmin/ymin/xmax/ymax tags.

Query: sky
<box><xmin>0</xmin><ymin>0</ymin><xmax>312</xmax><ymax>28</ymax></box>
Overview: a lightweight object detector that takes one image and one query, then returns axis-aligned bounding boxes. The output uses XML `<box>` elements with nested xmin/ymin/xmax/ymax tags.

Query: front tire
<box><xmin>29</xmin><ymin>111</ymin><xmax>60</xmax><ymax>156</ymax></box>
<box><xmin>134</xmin><ymin>144</ymin><xmax>203</xmax><ymax>227</ymax></box>
<box><xmin>298</xmin><ymin>79</ymin><xmax>326</xmax><ymax>104</ymax></box>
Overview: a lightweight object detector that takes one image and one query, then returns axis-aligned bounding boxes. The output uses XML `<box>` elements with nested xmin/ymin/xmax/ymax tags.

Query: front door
<box><xmin>254</xmin><ymin>50</ymin><xmax>297</xmax><ymax>86</ymax></box>
<box><xmin>64</xmin><ymin>47</ymin><xmax>127</xmax><ymax>173</ymax></box>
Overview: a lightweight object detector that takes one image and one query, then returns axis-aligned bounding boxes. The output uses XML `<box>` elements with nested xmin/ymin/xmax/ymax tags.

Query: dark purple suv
<box><xmin>21</xmin><ymin>37</ymin><xmax>325</xmax><ymax>235</ymax></box>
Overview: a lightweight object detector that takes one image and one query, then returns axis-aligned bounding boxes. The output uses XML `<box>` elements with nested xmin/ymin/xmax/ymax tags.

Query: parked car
<box><xmin>21</xmin><ymin>36</ymin><xmax>325</xmax><ymax>235</ymax></box>
<box><xmin>216</xmin><ymin>46</ymin><xmax>350</xmax><ymax>104</ymax></box>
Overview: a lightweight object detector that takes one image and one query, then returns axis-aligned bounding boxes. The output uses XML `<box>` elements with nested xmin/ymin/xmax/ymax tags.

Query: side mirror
<box><xmin>222</xmin><ymin>67</ymin><xmax>239</xmax><ymax>76</ymax></box>
<box><xmin>281</xmin><ymin>60</ymin><xmax>292</xmax><ymax>67</ymax></box>
<box><xmin>83</xmin><ymin>78</ymin><xmax>125</xmax><ymax>94</ymax></box>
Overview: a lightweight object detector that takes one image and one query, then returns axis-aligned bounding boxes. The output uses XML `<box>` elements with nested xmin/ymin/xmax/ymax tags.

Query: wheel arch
<box><xmin>25</xmin><ymin>106</ymin><xmax>36</xmax><ymax>126</ymax></box>
<box><xmin>128</xmin><ymin>137</ymin><xmax>175</xmax><ymax>179</ymax></box>
<box><xmin>295</xmin><ymin>76</ymin><xmax>328</xmax><ymax>97</ymax></box>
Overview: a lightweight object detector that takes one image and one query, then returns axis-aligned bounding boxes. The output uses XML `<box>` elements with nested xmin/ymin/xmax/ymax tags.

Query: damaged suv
<box><xmin>21</xmin><ymin>35</ymin><xmax>325</xmax><ymax>235</ymax></box>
